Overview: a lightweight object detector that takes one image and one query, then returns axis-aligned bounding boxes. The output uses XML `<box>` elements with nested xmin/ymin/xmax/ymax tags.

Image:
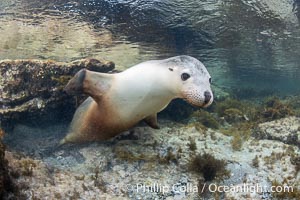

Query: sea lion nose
<box><xmin>204</xmin><ymin>91</ymin><xmax>211</xmax><ymax>104</ymax></box>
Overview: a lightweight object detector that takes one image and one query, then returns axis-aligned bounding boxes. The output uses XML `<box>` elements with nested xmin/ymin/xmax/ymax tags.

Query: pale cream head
<box><xmin>161</xmin><ymin>55</ymin><xmax>213</xmax><ymax>107</ymax></box>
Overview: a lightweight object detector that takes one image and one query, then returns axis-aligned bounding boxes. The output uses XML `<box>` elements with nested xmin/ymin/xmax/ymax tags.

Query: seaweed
<box><xmin>114</xmin><ymin>146</ymin><xmax>180</xmax><ymax>164</ymax></box>
<box><xmin>214</xmin><ymin>98</ymin><xmax>246</xmax><ymax>117</ymax></box>
<box><xmin>210</xmin><ymin>132</ymin><xmax>217</xmax><ymax>141</ymax></box>
<box><xmin>51</xmin><ymin>75</ymin><xmax>72</xmax><ymax>85</ymax></box>
<box><xmin>0</xmin><ymin>139</ymin><xmax>19</xmax><ymax>199</ymax></box>
<box><xmin>70</xmin><ymin>189</ymin><xmax>81</xmax><ymax>200</ymax></box>
<box><xmin>114</xmin><ymin>148</ymin><xmax>149</xmax><ymax>162</ymax></box>
<box><xmin>74</xmin><ymin>175</ymin><xmax>85</xmax><ymax>181</ymax></box>
<box><xmin>54</xmin><ymin>192</ymin><xmax>62</xmax><ymax>199</ymax></box>
<box><xmin>192</xmin><ymin>122</ymin><xmax>208</xmax><ymax>132</ymax></box>
<box><xmin>18</xmin><ymin>158</ymin><xmax>37</xmax><ymax>176</ymax></box>
<box><xmin>192</xmin><ymin>110</ymin><xmax>220</xmax><ymax>129</ymax></box>
<box><xmin>188</xmin><ymin>137</ymin><xmax>197</xmax><ymax>151</ymax></box>
<box><xmin>290</xmin><ymin>154</ymin><xmax>300</xmax><ymax>175</ymax></box>
<box><xmin>91</xmin><ymin>167</ymin><xmax>107</xmax><ymax>192</ymax></box>
<box><xmin>188</xmin><ymin>153</ymin><xmax>229</xmax><ymax>181</ymax></box>
<box><xmin>230</xmin><ymin>134</ymin><xmax>243</xmax><ymax>151</ymax></box>
<box><xmin>223</xmin><ymin>108</ymin><xmax>244</xmax><ymax>123</ymax></box>
<box><xmin>221</xmin><ymin>122</ymin><xmax>253</xmax><ymax>151</ymax></box>
<box><xmin>213</xmin><ymin>98</ymin><xmax>259</xmax><ymax>123</ymax></box>
<box><xmin>272</xmin><ymin>180</ymin><xmax>300</xmax><ymax>199</ymax></box>
<box><xmin>158</xmin><ymin>147</ymin><xmax>180</xmax><ymax>164</ymax></box>
<box><xmin>252</xmin><ymin>155</ymin><xmax>259</xmax><ymax>168</ymax></box>
<box><xmin>286</xmin><ymin>96</ymin><xmax>300</xmax><ymax>117</ymax></box>
<box><xmin>261</xmin><ymin>96</ymin><xmax>294</xmax><ymax>120</ymax></box>
<box><xmin>198</xmin><ymin>177</ymin><xmax>225</xmax><ymax>198</ymax></box>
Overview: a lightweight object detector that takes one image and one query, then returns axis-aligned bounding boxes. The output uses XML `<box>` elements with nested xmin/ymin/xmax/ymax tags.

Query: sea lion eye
<box><xmin>181</xmin><ymin>73</ymin><xmax>190</xmax><ymax>81</ymax></box>
<box><xmin>209</xmin><ymin>78</ymin><xmax>212</xmax><ymax>83</ymax></box>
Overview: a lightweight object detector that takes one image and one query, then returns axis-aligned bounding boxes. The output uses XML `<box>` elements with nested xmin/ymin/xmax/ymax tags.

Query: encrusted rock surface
<box><xmin>253</xmin><ymin>116</ymin><xmax>300</xmax><ymax>147</ymax></box>
<box><xmin>0</xmin><ymin>138</ymin><xmax>14</xmax><ymax>199</ymax></box>
<box><xmin>3</xmin><ymin>117</ymin><xmax>300</xmax><ymax>199</ymax></box>
<box><xmin>0</xmin><ymin>58</ymin><xmax>114</xmax><ymax>126</ymax></box>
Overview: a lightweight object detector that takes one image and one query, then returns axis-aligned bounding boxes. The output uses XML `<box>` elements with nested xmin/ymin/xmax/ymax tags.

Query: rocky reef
<box><xmin>0</xmin><ymin>136</ymin><xmax>14</xmax><ymax>199</ymax></box>
<box><xmin>2</xmin><ymin>116</ymin><xmax>299</xmax><ymax>199</ymax></box>
<box><xmin>0</xmin><ymin>58</ymin><xmax>114</xmax><ymax>127</ymax></box>
<box><xmin>254</xmin><ymin>117</ymin><xmax>300</xmax><ymax>147</ymax></box>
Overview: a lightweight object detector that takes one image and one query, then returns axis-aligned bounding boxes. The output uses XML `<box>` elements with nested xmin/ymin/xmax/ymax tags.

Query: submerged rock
<box><xmin>3</xmin><ymin>119</ymin><xmax>300</xmax><ymax>199</ymax></box>
<box><xmin>253</xmin><ymin>116</ymin><xmax>300</xmax><ymax>147</ymax></box>
<box><xmin>0</xmin><ymin>58</ymin><xmax>114</xmax><ymax>127</ymax></box>
<box><xmin>0</xmin><ymin>138</ymin><xmax>14</xmax><ymax>198</ymax></box>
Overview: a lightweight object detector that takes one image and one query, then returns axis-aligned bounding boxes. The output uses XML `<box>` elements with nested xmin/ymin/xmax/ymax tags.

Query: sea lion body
<box><xmin>61</xmin><ymin>56</ymin><xmax>213</xmax><ymax>144</ymax></box>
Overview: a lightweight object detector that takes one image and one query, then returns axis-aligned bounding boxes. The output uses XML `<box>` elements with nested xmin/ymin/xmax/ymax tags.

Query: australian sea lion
<box><xmin>60</xmin><ymin>55</ymin><xmax>213</xmax><ymax>144</ymax></box>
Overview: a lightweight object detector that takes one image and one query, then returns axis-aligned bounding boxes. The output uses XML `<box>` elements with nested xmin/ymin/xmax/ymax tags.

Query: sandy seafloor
<box><xmin>3</xmin><ymin>117</ymin><xmax>300</xmax><ymax>200</ymax></box>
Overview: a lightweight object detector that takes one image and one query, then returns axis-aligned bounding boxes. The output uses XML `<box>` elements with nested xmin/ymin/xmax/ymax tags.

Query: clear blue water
<box><xmin>1</xmin><ymin>0</ymin><xmax>300</xmax><ymax>96</ymax></box>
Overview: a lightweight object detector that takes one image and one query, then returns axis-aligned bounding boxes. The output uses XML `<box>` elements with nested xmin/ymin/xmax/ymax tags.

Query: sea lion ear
<box><xmin>64</xmin><ymin>69</ymin><xmax>113</xmax><ymax>103</ymax></box>
<box><xmin>144</xmin><ymin>114</ymin><xmax>160</xmax><ymax>129</ymax></box>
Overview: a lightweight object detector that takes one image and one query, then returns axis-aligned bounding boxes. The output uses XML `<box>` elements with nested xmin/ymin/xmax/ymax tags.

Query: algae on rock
<box><xmin>188</xmin><ymin>153</ymin><xmax>229</xmax><ymax>182</ymax></box>
<box><xmin>0</xmin><ymin>139</ymin><xmax>14</xmax><ymax>199</ymax></box>
<box><xmin>0</xmin><ymin>58</ymin><xmax>114</xmax><ymax>127</ymax></box>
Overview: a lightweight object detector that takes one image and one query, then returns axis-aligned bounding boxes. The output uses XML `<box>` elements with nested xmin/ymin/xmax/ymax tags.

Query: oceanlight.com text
<box><xmin>207</xmin><ymin>183</ymin><xmax>293</xmax><ymax>193</ymax></box>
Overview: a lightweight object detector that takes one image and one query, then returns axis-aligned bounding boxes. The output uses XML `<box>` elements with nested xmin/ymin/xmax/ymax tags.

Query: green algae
<box><xmin>213</xmin><ymin>98</ymin><xmax>260</xmax><ymax>123</ymax></box>
<box><xmin>188</xmin><ymin>153</ymin><xmax>229</xmax><ymax>181</ymax></box>
<box><xmin>18</xmin><ymin>158</ymin><xmax>37</xmax><ymax>177</ymax></box>
<box><xmin>188</xmin><ymin>137</ymin><xmax>197</xmax><ymax>151</ymax></box>
<box><xmin>158</xmin><ymin>147</ymin><xmax>180</xmax><ymax>164</ymax></box>
<box><xmin>0</xmin><ymin>138</ymin><xmax>17</xmax><ymax>199</ymax></box>
<box><xmin>192</xmin><ymin>110</ymin><xmax>220</xmax><ymax>129</ymax></box>
<box><xmin>272</xmin><ymin>180</ymin><xmax>300</xmax><ymax>199</ymax></box>
<box><xmin>221</xmin><ymin>122</ymin><xmax>254</xmax><ymax>151</ymax></box>
<box><xmin>51</xmin><ymin>75</ymin><xmax>72</xmax><ymax>85</ymax></box>
<box><xmin>261</xmin><ymin>96</ymin><xmax>294</xmax><ymax>121</ymax></box>
<box><xmin>114</xmin><ymin>146</ymin><xmax>181</xmax><ymax>164</ymax></box>
<box><xmin>214</xmin><ymin>98</ymin><xmax>247</xmax><ymax>117</ymax></box>
<box><xmin>202</xmin><ymin>96</ymin><xmax>299</xmax><ymax>151</ymax></box>
<box><xmin>91</xmin><ymin>167</ymin><xmax>107</xmax><ymax>192</ymax></box>
<box><xmin>252</xmin><ymin>155</ymin><xmax>259</xmax><ymax>168</ymax></box>
<box><xmin>290</xmin><ymin>154</ymin><xmax>300</xmax><ymax>175</ymax></box>
<box><xmin>223</xmin><ymin>108</ymin><xmax>244</xmax><ymax>123</ymax></box>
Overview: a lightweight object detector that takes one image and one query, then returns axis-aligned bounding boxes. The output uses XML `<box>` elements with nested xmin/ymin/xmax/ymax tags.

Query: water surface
<box><xmin>1</xmin><ymin>0</ymin><xmax>300</xmax><ymax>96</ymax></box>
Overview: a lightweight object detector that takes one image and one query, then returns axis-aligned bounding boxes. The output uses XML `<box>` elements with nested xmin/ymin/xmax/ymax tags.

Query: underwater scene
<box><xmin>1</xmin><ymin>0</ymin><xmax>300</xmax><ymax>199</ymax></box>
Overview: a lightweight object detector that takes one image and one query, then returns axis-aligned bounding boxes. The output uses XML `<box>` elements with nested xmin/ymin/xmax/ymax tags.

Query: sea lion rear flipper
<box><xmin>144</xmin><ymin>114</ymin><xmax>160</xmax><ymax>129</ymax></box>
<box><xmin>64</xmin><ymin>69</ymin><xmax>113</xmax><ymax>102</ymax></box>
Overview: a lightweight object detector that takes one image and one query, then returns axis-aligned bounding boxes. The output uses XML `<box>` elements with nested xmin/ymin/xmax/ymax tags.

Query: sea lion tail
<box><xmin>64</xmin><ymin>69</ymin><xmax>86</xmax><ymax>95</ymax></box>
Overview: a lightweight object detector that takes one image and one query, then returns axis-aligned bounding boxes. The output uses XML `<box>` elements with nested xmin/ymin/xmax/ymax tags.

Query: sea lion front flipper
<box><xmin>64</xmin><ymin>69</ymin><xmax>113</xmax><ymax>102</ymax></box>
<box><xmin>144</xmin><ymin>114</ymin><xmax>160</xmax><ymax>129</ymax></box>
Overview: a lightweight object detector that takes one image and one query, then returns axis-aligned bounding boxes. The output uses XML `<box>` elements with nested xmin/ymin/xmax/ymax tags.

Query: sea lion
<box><xmin>60</xmin><ymin>55</ymin><xmax>213</xmax><ymax>144</ymax></box>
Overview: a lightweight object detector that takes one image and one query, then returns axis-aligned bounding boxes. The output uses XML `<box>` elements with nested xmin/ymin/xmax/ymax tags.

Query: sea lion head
<box><xmin>164</xmin><ymin>55</ymin><xmax>213</xmax><ymax>107</ymax></box>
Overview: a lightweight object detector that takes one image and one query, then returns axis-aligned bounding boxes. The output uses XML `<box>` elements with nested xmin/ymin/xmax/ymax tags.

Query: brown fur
<box><xmin>61</xmin><ymin>69</ymin><xmax>139</xmax><ymax>144</ymax></box>
<box><xmin>61</xmin><ymin>95</ymin><xmax>139</xmax><ymax>143</ymax></box>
